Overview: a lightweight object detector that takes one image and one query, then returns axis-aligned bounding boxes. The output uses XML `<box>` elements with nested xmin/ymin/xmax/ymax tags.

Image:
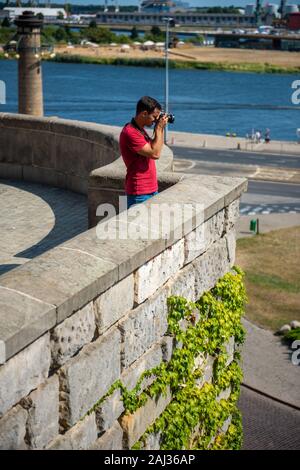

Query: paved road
<box><xmin>175</xmin><ymin>156</ymin><xmax>300</xmax><ymax>215</ymax></box>
<box><xmin>240</xmin><ymin>180</ymin><xmax>300</xmax><ymax>215</ymax></box>
<box><xmin>239</xmin><ymin>387</ymin><xmax>300</xmax><ymax>450</ymax></box>
<box><xmin>172</xmin><ymin>146</ymin><xmax>300</xmax><ymax>169</ymax></box>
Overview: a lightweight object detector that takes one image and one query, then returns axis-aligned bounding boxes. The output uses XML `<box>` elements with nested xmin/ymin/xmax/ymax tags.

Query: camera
<box><xmin>158</xmin><ymin>111</ymin><xmax>175</xmax><ymax>124</ymax></box>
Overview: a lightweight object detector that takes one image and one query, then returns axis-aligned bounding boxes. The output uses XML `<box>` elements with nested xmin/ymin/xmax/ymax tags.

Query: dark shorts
<box><xmin>126</xmin><ymin>191</ymin><xmax>158</xmax><ymax>209</ymax></box>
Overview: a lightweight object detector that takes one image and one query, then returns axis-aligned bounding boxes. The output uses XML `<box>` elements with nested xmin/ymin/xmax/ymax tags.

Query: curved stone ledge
<box><xmin>0</xmin><ymin>113</ymin><xmax>248</xmax><ymax>450</ymax></box>
<box><xmin>0</xmin><ymin>173</ymin><xmax>247</xmax><ymax>363</ymax></box>
<box><xmin>0</xmin><ymin>113</ymin><xmax>173</xmax><ymax>195</ymax></box>
<box><xmin>0</xmin><ymin>113</ymin><xmax>247</xmax><ymax>365</ymax></box>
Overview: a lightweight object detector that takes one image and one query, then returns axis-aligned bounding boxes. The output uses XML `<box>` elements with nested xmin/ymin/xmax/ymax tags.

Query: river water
<box><xmin>0</xmin><ymin>59</ymin><xmax>299</xmax><ymax>141</ymax></box>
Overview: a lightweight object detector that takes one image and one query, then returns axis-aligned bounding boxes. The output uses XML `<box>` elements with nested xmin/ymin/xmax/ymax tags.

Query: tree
<box><xmin>89</xmin><ymin>20</ymin><xmax>97</xmax><ymax>28</ymax></box>
<box><xmin>85</xmin><ymin>26</ymin><xmax>116</xmax><ymax>44</ymax></box>
<box><xmin>1</xmin><ymin>17</ymin><xmax>10</xmax><ymax>28</ymax></box>
<box><xmin>54</xmin><ymin>27</ymin><xmax>68</xmax><ymax>42</ymax></box>
<box><xmin>57</xmin><ymin>12</ymin><xmax>64</xmax><ymax>21</ymax></box>
<box><xmin>65</xmin><ymin>3</ymin><xmax>72</xmax><ymax>16</ymax></box>
<box><xmin>150</xmin><ymin>25</ymin><xmax>162</xmax><ymax>37</ymax></box>
<box><xmin>130</xmin><ymin>26</ymin><xmax>138</xmax><ymax>40</ymax></box>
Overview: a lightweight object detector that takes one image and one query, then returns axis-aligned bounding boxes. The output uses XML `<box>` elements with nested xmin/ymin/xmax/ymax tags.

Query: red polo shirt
<box><xmin>119</xmin><ymin>122</ymin><xmax>158</xmax><ymax>195</ymax></box>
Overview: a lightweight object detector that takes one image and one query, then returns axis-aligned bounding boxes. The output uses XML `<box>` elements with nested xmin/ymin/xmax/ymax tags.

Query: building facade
<box><xmin>96</xmin><ymin>12</ymin><xmax>256</xmax><ymax>27</ymax></box>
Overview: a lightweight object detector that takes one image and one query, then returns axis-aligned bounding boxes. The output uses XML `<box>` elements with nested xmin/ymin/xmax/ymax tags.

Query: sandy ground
<box><xmin>55</xmin><ymin>44</ymin><xmax>300</xmax><ymax>67</ymax></box>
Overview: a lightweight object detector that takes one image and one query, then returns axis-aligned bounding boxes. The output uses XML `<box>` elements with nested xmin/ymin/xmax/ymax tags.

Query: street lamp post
<box><xmin>163</xmin><ymin>17</ymin><xmax>174</xmax><ymax>144</ymax></box>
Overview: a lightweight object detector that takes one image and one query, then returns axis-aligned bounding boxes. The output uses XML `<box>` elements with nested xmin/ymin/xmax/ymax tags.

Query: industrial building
<box><xmin>3</xmin><ymin>7</ymin><xmax>67</xmax><ymax>21</ymax></box>
<box><xmin>96</xmin><ymin>12</ymin><xmax>256</xmax><ymax>27</ymax></box>
<box><xmin>288</xmin><ymin>12</ymin><xmax>300</xmax><ymax>29</ymax></box>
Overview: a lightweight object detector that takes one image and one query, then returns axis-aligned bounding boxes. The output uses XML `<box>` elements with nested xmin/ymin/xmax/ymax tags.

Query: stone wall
<box><xmin>0</xmin><ymin>113</ymin><xmax>172</xmax><ymax>195</ymax></box>
<box><xmin>0</xmin><ymin>113</ymin><xmax>247</xmax><ymax>449</ymax></box>
<box><xmin>0</xmin><ymin>172</ymin><xmax>246</xmax><ymax>449</ymax></box>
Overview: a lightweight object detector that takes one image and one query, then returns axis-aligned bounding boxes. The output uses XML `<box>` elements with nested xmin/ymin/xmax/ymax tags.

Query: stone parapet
<box><xmin>0</xmin><ymin>113</ymin><xmax>172</xmax><ymax>196</ymax></box>
<box><xmin>0</xmin><ymin>114</ymin><xmax>247</xmax><ymax>449</ymax></box>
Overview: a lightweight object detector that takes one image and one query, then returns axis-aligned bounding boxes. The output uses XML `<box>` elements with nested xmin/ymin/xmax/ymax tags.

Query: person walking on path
<box><xmin>264</xmin><ymin>128</ymin><xmax>271</xmax><ymax>143</ymax></box>
<box><xmin>119</xmin><ymin>96</ymin><xmax>168</xmax><ymax>209</ymax></box>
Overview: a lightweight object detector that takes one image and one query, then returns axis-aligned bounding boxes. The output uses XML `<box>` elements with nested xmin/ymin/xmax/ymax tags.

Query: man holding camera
<box><xmin>119</xmin><ymin>96</ymin><xmax>168</xmax><ymax>209</ymax></box>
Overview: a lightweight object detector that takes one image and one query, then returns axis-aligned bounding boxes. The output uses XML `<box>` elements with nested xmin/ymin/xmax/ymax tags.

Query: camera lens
<box><xmin>167</xmin><ymin>114</ymin><xmax>175</xmax><ymax>124</ymax></box>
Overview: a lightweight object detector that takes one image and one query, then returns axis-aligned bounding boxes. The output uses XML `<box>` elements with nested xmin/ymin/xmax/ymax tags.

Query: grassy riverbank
<box><xmin>236</xmin><ymin>226</ymin><xmax>300</xmax><ymax>331</ymax></box>
<box><xmin>2</xmin><ymin>49</ymin><xmax>300</xmax><ymax>74</ymax></box>
<box><xmin>47</xmin><ymin>53</ymin><xmax>300</xmax><ymax>74</ymax></box>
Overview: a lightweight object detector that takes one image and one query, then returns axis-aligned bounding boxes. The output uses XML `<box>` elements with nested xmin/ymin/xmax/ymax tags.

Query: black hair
<box><xmin>136</xmin><ymin>96</ymin><xmax>162</xmax><ymax>115</ymax></box>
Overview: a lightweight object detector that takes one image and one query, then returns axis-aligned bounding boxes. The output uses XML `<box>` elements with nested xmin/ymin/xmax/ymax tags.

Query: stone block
<box><xmin>0</xmin><ymin>334</ymin><xmax>51</xmax><ymax>417</ymax></box>
<box><xmin>20</xmin><ymin>375</ymin><xmax>59</xmax><ymax>449</ymax></box>
<box><xmin>121</xmin><ymin>340</ymin><xmax>164</xmax><ymax>392</ymax></box>
<box><xmin>51</xmin><ymin>302</ymin><xmax>96</xmax><ymax>368</ymax></box>
<box><xmin>89</xmin><ymin>421</ymin><xmax>124</xmax><ymax>450</ymax></box>
<box><xmin>22</xmin><ymin>166</ymin><xmax>64</xmax><ymax>190</ymax></box>
<box><xmin>63</xmin><ymin>224</ymin><xmax>166</xmax><ymax>283</ymax></box>
<box><xmin>223</xmin><ymin>178</ymin><xmax>248</xmax><ymax>207</ymax></box>
<box><xmin>94</xmin><ymin>275</ymin><xmax>134</xmax><ymax>334</ymax></box>
<box><xmin>195</xmin><ymin>355</ymin><xmax>215</xmax><ymax>388</ymax></box>
<box><xmin>225</xmin><ymin>336</ymin><xmax>235</xmax><ymax>367</ymax></box>
<box><xmin>31</xmin><ymin>130</ymin><xmax>55</xmax><ymax>168</ymax></box>
<box><xmin>59</xmin><ymin>327</ymin><xmax>120</xmax><ymax>429</ymax></box>
<box><xmin>140</xmin><ymin>431</ymin><xmax>162</xmax><ymax>450</ymax></box>
<box><xmin>119</xmin><ymin>285</ymin><xmax>169</xmax><ymax>369</ymax></box>
<box><xmin>0</xmin><ymin>405</ymin><xmax>28</xmax><ymax>450</ymax></box>
<box><xmin>0</xmin><ymin>246</ymin><xmax>118</xmax><ymax>324</ymax></box>
<box><xmin>134</xmin><ymin>239</ymin><xmax>184</xmax><ymax>304</ymax></box>
<box><xmin>226</xmin><ymin>229</ymin><xmax>236</xmax><ymax>267</ymax></box>
<box><xmin>54</xmin><ymin>134</ymin><xmax>93</xmax><ymax>177</ymax></box>
<box><xmin>0</xmin><ymin>128</ymin><xmax>32</xmax><ymax>164</ymax></box>
<box><xmin>220</xmin><ymin>416</ymin><xmax>232</xmax><ymax>435</ymax></box>
<box><xmin>161</xmin><ymin>336</ymin><xmax>174</xmax><ymax>363</ymax></box>
<box><xmin>0</xmin><ymin>285</ymin><xmax>56</xmax><ymax>363</ymax></box>
<box><xmin>0</xmin><ymin>162</ymin><xmax>22</xmax><ymax>180</ymax></box>
<box><xmin>65</xmin><ymin>174</ymin><xmax>87</xmax><ymax>195</ymax></box>
<box><xmin>193</xmin><ymin>237</ymin><xmax>230</xmax><ymax>301</ymax></box>
<box><xmin>95</xmin><ymin>389</ymin><xmax>124</xmax><ymax>433</ymax></box>
<box><xmin>145</xmin><ymin>175</ymin><xmax>224</xmax><ymax>227</ymax></box>
<box><xmin>217</xmin><ymin>387</ymin><xmax>231</xmax><ymax>402</ymax></box>
<box><xmin>184</xmin><ymin>210</ymin><xmax>225</xmax><ymax>265</ymax></box>
<box><xmin>167</xmin><ymin>261</ymin><xmax>195</xmax><ymax>303</ymax></box>
<box><xmin>47</xmin><ymin>413</ymin><xmax>97</xmax><ymax>450</ymax></box>
<box><xmin>225</xmin><ymin>199</ymin><xmax>240</xmax><ymax>230</ymax></box>
<box><xmin>88</xmin><ymin>187</ymin><xmax>124</xmax><ymax>228</ymax></box>
<box><xmin>119</xmin><ymin>387</ymin><xmax>172</xmax><ymax>449</ymax></box>
<box><xmin>183</xmin><ymin>175</ymin><xmax>245</xmax><ymax>211</ymax></box>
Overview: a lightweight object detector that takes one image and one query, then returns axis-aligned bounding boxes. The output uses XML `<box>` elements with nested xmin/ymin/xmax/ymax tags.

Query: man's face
<box><xmin>143</xmin><ymin>108</ymin><xmax>161</xmax><ymax>127</ymax></box>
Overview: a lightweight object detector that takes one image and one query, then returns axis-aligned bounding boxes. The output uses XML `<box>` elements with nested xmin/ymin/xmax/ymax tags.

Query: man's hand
<box><xmin>155</xmin><ymin>113</ymin><xmax>168</xmax><ymax>131</ymax></box>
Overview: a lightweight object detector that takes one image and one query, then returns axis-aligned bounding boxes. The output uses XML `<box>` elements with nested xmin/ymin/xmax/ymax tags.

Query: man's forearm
<box><xmin>150</xmin><ymin>127</ymin><xmax>164</xmax><ymax>157</ymax></box>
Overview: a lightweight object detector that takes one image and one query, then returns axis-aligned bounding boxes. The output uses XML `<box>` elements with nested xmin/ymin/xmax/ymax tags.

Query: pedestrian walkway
<box><xmin>237</xmin><ymin>212</ymin><xmax>300</xmax><ymax>238</ymax></box>
<box><xmin>168</xmin><ymin>130</ymin><xmax>300</xmax><ymax>156</ymax></box>
<box><xmin>237</xmin><ymin>213</ymin><xmax>300</xmax><ymax>449</ymax></box>
<box><xmin>241</xmin><ymin>318</ymin><xmax>300</xmax><ymax>409</ymax></box>
<box><xmin>238</xmin><ymin>386</ymin><xmax>300</xmax><ymax>450</ymax></box>
<box><xmin>0</xmin><ymin>179</ymin><xmax>88</xmax><ymax>276</ymax></box>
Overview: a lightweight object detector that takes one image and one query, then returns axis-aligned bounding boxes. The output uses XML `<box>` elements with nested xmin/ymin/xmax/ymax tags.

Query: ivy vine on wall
<box><xmin>85</xmin><ymin>266</ymin><xmax>247</xmax><ymax>450</ymax></box>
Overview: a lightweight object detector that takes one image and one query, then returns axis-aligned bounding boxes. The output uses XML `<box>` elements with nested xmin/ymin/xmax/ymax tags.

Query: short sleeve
<box><xmin>126</xmin><ymin>126</ymin><xmax>149</xmax><ymax>153</ymax></box>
